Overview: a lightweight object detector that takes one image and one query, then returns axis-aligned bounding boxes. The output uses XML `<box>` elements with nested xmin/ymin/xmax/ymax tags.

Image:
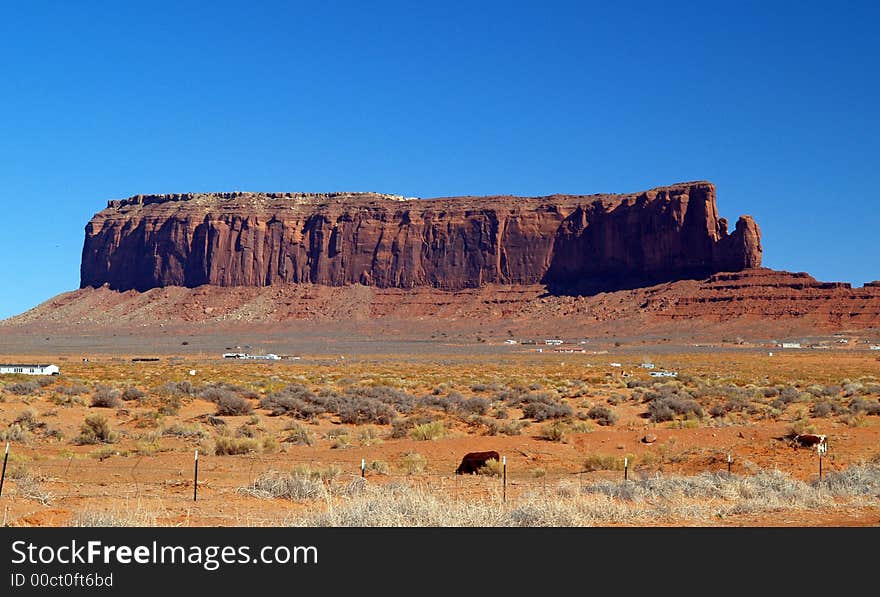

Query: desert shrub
<box><xmin>484</xmin><ymin>419</ymin><xmax>524</xmax><ymax>436</ymax></box>
<box><xmin>583</xmin><ymin>453</ymin><xmax>627</xmax><ymax>472</ymax></box>
<box><xmin>355</xmin><ymin>426</ymin><xmax>383</xmax><ymax>446</ymax></box>
<box><xmin>282</xmin><ymin>422</ymin><xmax>314</xmax><ymax>445</ymax></box>
<box><xmin>367</xmin><ymin>460</ymin><xmax>389</xmax><ymax>475</ymax></box>
<box><xmin>241</xmin><ymin>470</ymin><xmax>327</xmax><ymax>501</ymax></box>
<box><xmin>849</xmin><ymin>397</ymin><xmax>880</xmax><ymax>416</ymax></box>
<box><xmin>863</xmin><ymin>383</ymin><xmax>880</xmax><ymax>395</ymax></box>
<box><xmin>213</xmin><ymin>436</ymin><xmax>259</xmax><ymax>455</ymax></box>
<box><xmin>6</xmin><ymin>381</ymin><xmax>40</xmax><ymax>395</ymax></box>
<box><xmin>538</xmin><ymin>421</ymin><xmax>567</xmax><ymax>442</ymax></box>
<box><xmin>162</xmin><ymin>423</ymin><xmax>208</xmax><ymax>439</ymax></box>
<box><xmin>762</xmin><ymin>387</ymin><xmax>780</xmax><ymax>398</ymax></box>
<box><xmin>13</xmin><ymin>409</ymin><xmax>39</xmax><ymax>430</ymax></box>
<box><xmin>76</xmin><ymin>414</ymin><xmax>117</xmax><ymax>444</ymax></box>
<box><xmin>215</xmin><ymin>394</ymin><xmax>254</xmax><ymax>416</ymax></box>
<box><xmin>400</xmin><ymin>452</ymin><xmax>426</xmax><ymax>474</ymax></box>
<box><xmin>155</xmin><ymin>380</ymin><xmax>196</xmax><ymax>397</ymax></box>
<box><xmin>390</xmin><ymin>415</ymin><xmax>434</xmax><ymax>439</ymax></box>
<box><xmin>477</xmin><ymin>458</ymin><xmax>503</xmax><ymax>477</ymax></box>
<box><xmin>648</xmin><ymin>397</ymin><xmax>703</xmax><ymax>423</ymax></box>
<box><xmin>842</xmin><ymin>383</ymin><xmax>863</xmax><ymax>397</ymax></box>
<box><xmin>259</xmin><ymin>384</ymin><xmax>326</xmax><ymax>418</ymax></box>
<box><xmin>345</xmin><ymin>385</ymin><xmax>416</xmax><ymax>414</ymax></box>
<box><xmin>587</xmin><ymin>405</ymin><xmax>617</xmax><ymax>426</ymax></box>
<box><xmin>522</xmin><ymin>400</ymin><xmax>573</xmax><ymax>421</ymax></box>
<box><xmin>337</xmin><ymin>398</ymin><xmax>395</xmax><ymax>425</ymax></box>
<box><xmin>1</xmin><ymin>424</ymin><xmax>31</xmax><ymax>443</ymax></box>
<box><xmin>779</xmin><ymin>387</ymin><xmax>801</xmax><ymax>403</ymax></box>
<box><xmin>58</xmin><ymin>383</ymin><xmax>90</xmax><ymax>396</ymax></box>
<box><xmin>122</xmin><ymin>387</ymin><xmax>146</xmax><ymax>402</ymax></box>
<box><xmin>419</xmin><ymin>393</ymin><xmax>489</xmax><ymax>416</ymax></box>
<box><xmin>157</xmin><ymin>395</ymin><xmax>182</xmax><ymax>416</ymax></box>
<box><xmin>91</xmin><ymin>385</ymin><xmax>121</xmax><ymax>408</ymax></box>
<box><xmin>810</xmin><ymin>401</ymin><xmax>834</xmax><ymax>418</ymax></box>
<box><xmin>409</xmin><ymin>421</ymin><xmax>446</xmax><ymax>441</ymax></box>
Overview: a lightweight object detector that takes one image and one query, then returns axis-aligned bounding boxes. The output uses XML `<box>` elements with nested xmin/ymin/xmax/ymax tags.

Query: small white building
<box><xmin>640</xmin><ymin>363</ymin><xmax>655</xmax><ymax>369</ymax></box>
<box><xmin>544</xmin><ymin>339</ymin><xmax>563</xmax><ymax>346</ymax></box>
<box><xmin>870</xmin><ymin>346</ymin><xmax>880</xmax><ymax>351</ymax></box>
<box><xmin>504</xmin><ymin>339</ymin><xmax>518</xmax><ymax>345</ymax></box>
<box><xmin>650</xmin><ymin>370</ymin><xmax>678</xmax><ymax>378</ymax></box>
<box><xmin>0</xmin><ymin>363</ymin><xmax>60</xmax><ymax>376</ymax></box>
<box><xmin>780</xmin><ymin>343</ymin><xmax>802</xmax><ymax>349</ymax></box>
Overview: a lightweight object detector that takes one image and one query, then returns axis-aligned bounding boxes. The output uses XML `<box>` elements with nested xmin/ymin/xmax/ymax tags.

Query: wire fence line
<box><xmin>1</xmin><ymin>451</ymin><xmax>673</xmax><ymax>506</ymax></box>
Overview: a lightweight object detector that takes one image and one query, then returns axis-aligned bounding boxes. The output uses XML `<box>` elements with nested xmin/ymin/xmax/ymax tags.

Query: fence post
<box><xmin>193</xmin><ymin>449</ymin><xmax>199</xmax><ymax>502</ymax></box>
<box><xmin>727</xmin><ymin>452</ymin><xmax>732</xmax><ymax>474</ymax></box>
<box><xmin>0</xmin><ymin>443</ymin><xmax>9</xmax><ymax>499</ymax></box>
<box><xmin>502</xmin><ymin>456</ymin><xmax>507</xmax><ymax>503</ymax></box>
<box><xmin>623</xmin><ymin>457</ymin><xmax>628</xmax><ymax>481</ymax></box>
<box><xmin>361</xmin><ymin>458</ymin><xmax>365</xmax><ymax>478</ymax></box>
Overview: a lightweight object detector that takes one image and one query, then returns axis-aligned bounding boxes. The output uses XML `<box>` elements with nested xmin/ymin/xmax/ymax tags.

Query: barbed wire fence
<box><xmin>0</xmin><ymin>439</ymin><xmax>843</xmax><ymax>526</ymax></box>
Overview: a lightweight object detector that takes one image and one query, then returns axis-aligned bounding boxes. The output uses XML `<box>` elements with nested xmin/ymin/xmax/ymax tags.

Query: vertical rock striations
<box><xmin>80</xmin><ymin>181</ymin><xmax>762</xmax><ymax>293</ymax></box>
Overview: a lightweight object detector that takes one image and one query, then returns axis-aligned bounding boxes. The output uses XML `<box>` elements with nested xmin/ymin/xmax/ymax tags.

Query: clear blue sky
<box><xmin>1</xmin><ymin>1</ymin><xmax>878</xmax><ymax>319</ymax></box>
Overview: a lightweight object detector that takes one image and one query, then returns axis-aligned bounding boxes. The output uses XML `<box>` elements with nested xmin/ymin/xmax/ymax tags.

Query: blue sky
<box><xmin>1</xmin><ymin>1</ymin><xmax>878</xmax><ymax>319</ymax></box>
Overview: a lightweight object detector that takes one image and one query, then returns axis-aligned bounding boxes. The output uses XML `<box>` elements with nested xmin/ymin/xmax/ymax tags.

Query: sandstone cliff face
<box><xmin>80</xmin><ymin>182</ymin><xmax>762</xmax><ymax>293</ymax></box>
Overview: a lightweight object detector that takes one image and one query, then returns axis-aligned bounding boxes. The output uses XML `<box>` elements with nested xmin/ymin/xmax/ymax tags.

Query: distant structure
<box><xmin>222</xmin><ymin>353</ymin><xmax>281</xmax><ymax>360</ymax></box>
<box><xmin>870</xmin><ymin>345</ymin><xmax>880</xmax><ymax>351</ymax></box>
<box><xmin>504</xmin><ymin>339</ymin><xmax>518</xmax><ymax>345</ymax></box>
<box><xmin>780</xmin><ymin>342</ymin><xmax>802</xmax><ymax>349</ymax></box>
<box><xmin>640</xmin><ymin>362</ymin><xmax>656</xmax><ymax>369</ymax></box>
<box><xmin>544</xmin><ymin>339</ymin><xmax>563</xmax><ymax>346</ymax></box>
<box><xmin>650</xmin><ymin>370</ymin><xmax>678</xmax><ymax>378</ymax></box>
<box><xmin>0</xmin><ymin>363</ymin><xmax>60</xmax><ymax>376</ymax></box>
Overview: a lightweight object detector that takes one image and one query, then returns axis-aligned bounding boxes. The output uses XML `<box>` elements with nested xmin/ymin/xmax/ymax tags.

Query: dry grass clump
<box><xmin>90</xmin><ymin>385</ymin><xmax>121</xmax><ymax>408</ymax></box>
<box><xmin>285</xmin><ymin>465</ymin><xmax>880</xmax><ymax>527</ymax></box>
<box><xmin>409</xmin><ymin>421</ymin><xmax>446</xmax><ymax>441</ymax></box>
<box><xmin>75</xmin><ymin>414</ymin><xmax>117</xmax><ymax>444</ymax></box>
<box><xmin>212</xmin><ymin>435</ymin><xmax>259</xmax><ymax>455</ymax></box>
<box><xmin>70</xmin><ymin>508</ymin><xmax>158</xmax><ymax>527</ymax></box>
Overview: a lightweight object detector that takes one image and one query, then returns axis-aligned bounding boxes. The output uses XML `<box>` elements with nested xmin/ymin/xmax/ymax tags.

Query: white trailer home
<box><xmin>0</xmin><ymin>363</ymin><xmax>60</xmax><ymax>376</ymax></box>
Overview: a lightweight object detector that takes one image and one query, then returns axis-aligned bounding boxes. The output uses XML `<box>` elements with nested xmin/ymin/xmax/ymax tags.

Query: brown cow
<box><xmin>455</xmin><ymin>451</ymin><xmax>501</xmax><ymax>474</ymax></box>
<box><xmin>793</xmin><ymin>433</ymin><xmax>827</xmax><ymax>449</ymax></box>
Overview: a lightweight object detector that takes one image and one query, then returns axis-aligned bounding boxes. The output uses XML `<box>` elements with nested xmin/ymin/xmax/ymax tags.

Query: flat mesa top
<box><xmin>102</xmin><ymin>181</ymin><xmax>715</xmax><ymax>212</ymax></box>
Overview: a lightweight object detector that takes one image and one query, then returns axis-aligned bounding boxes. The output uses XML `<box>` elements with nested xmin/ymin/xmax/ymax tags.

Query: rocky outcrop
<box><xmin>80</xmin><ymin>181</ymin><xmax>762</xmax><ymax>293</ymax></box>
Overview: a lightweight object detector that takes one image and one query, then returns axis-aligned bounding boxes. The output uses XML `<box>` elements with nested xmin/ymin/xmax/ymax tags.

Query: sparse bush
<box><xmin>400</xmin><ymin>452</ymin><xmax>426</xmax><ymax>475</ymax></box>
<box><xmin>282</xmin><ymin>422</ymin><xmax>314</xmax><ymax>446</ymax></box>
<box><xmin>13</xmin><ymin>409</ymin><xmax>39</xmax><ymax>430</ymax></box>
<box><xmin>259</xmin><ymin>384</ymin><xmax>325</xmax><ymax>418</ymax></box>
<box><xmin>337</xmin><ymin>398</ymin><xmax>395</xmax><ymax>425</ymax></box>
<box><xmin>240</xmin><ymin>470</ymin><xmax>327</xmax><ymax>501</ymax></box>
<box><xmin>6</xmin><ymin>381</ymin><xmax>40</xmax><ymax>395</ymax></box>
<box><xmin>538</xmin><ymin>421</ymin><xmax>567</xmax><ymax>442</ymax></box>
<box><xmin>1</xmin><ymin>424</ymin><xmax>31</xmax><ymax>443</ymax></box>
<box><xmin>648</xmin><ymin>397</ymin><xmax>703</xmax><ymax>423</ymax></box>
<box><xmin>477</xmin><ymin>458</ymin><xmax>503</xmax><ymax>477</ymax></box>
<box><xmin>91</xmin><ymin>385</ymin><xmax>121</xmax><ymax>408</ymax></box>
<box><xmin>367</xmin><ymin>460</ymin><xmax>390</xmax><ymax>475</ymax></box>
<box><xmin>76</xmin><ymin>414</ymin><xmax>117</xmax><ymax>444</ymax></box>
<box><xmin>345</xmin><ymin>385</ymin><xmax>416</xmax><ymax>414</ymax></box>
<box><xmin>162</xmin><ymin>423</ymin><xmax>208</xmax><ymax>439</ymax></box>
<box><xmin>587</xmin><ymin>405</ymin><xmax>618</xmax><ymax>426</ymax></box>
<box><xmin>409</xmin><ymin>421</ymin><xmax>446</xmax><ymax>441</ymax></box>
<box><xmin>390</xmin><ymin>415</ymin><xmax>436</xmax><ymax>439</ymax></box>
<box><xmin>122</xmin><ymin>387</ymin><xmax>146</xmax><ymax>402</ymax></box>
<box><xmin>213</xmin><ymin>436</ymin><xmax>259</xmax><ymax>455</ymax></box>
<box><xmin>583</xmin><ymin>453</ymin><xmax>628</xmax><ymax>472</ymax></box>
<box><xmin>215</xmin><ymin>394</ymin><xmax>254</xmax><ymax>416</ymax></box>
<box><xmin>522</xmin><ymin>400</ymin><xmax>573</xmax><ymax>421</ymax></box>
<box><xmin>849</xmin><ymin>397</ymin><xmax>880</xmax><ymax>416</ymax></box>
